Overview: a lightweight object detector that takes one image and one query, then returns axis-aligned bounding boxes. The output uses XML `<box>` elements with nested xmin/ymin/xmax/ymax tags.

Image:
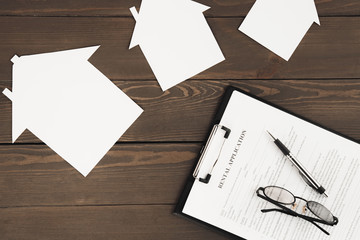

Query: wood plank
<box><xmin>0</xmin><ymin>17</ymin><xmax>359</xmax><ymax>81</ymax></box>
<box><xmin>1</xmin><ymin>80</ymin><xmax>360</xmax><ymax>143</ymax></box>
<box><xmin>0</xmin><ymin>0</ymin><xmax>358</xmax><ymax>17</ymax></box>
<box><xmin>0</xmin><ymin>143</ymin><xmax>200</xmax><ymax>207</ymax></box>
<box><xmin>0</xmin><ymin>205</ymin><xmax>229</xmax><ymax>240</ymax></box>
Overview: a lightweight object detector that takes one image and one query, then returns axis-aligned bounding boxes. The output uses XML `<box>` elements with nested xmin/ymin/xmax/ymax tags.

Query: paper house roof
<box><xmin>129</xmin><ymin>0</ymin><xmax>210</xmax><ymax>49</ymax></box>
<box><xmin>239</xmin><ymin>0</ymin><xmax>320</xmax><ymax>61</ymax></box>
<box><xmin>128</xmin><ymin>0</ymin><xmax>224</xmax><ymax>91</ymax></box>
<box><xmin>2</xmin><ymin>46</ymin><xmax>143</xmax><ymax>176</ymax></box>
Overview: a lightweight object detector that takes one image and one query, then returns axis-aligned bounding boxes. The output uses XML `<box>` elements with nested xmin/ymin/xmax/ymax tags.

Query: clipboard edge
<box><xmin>174</xmin><ymin>86</ymin><xmax>236</xmax><ymax>212</ymax></box>
<box><xmin>174</xmin><ymin>86</ymin><xmax>244</xmax><ymax>240</ymax></box>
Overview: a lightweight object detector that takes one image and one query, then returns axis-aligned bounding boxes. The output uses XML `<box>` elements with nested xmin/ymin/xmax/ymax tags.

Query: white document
<box><xmin>239</xmin><ymin>0</ymin><xmax>320</xmax><ymax>61</ymax></box>
<box><xmin>129</xmin><ymin>0</ymin><xmax>225</xmax><ymax>91</ymax></box>
<box><xmin>2</xmin><ymin>46</ymin><xmax>143</xmax><ymax>177</ymax></box>
<box><xmin>183</xmin><ymin>90</ymin><xmax>360</xmax><ymax>240</ymax></box>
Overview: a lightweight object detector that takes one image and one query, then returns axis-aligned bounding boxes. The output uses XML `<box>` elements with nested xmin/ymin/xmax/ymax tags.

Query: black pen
<box><xmin>267</xmin><ymin>131</ymin><xmax>328</xmax><ymax>197</ymax></box>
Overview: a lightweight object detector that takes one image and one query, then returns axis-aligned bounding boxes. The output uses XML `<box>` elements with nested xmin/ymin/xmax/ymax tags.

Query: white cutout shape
<box><xmin>129</xmin><ymin>0</ymin><xmax>225</xmax><ymax>91</ymax></box>
<box><xmin>2</xmin><ymin>46</ymin><xmax>143</xmax><ymax>176</ymax></box>
<box><xmin>239</xmin><ymin>0</ymin><xmax>320</xmax><ymax>61</ymax></box>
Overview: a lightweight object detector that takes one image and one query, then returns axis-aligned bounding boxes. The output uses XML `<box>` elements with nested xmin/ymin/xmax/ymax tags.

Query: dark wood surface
<box><xmin>0</xmin><ymin>1</ymin><xmax>359</xmax><ymax>239</ymax></box>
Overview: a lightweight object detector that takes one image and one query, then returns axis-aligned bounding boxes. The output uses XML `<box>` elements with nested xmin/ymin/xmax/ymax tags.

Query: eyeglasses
<box><xmin>256</xmin><ymin>186</ymin><xmax>338</xmax><ymax>235</ymax></box>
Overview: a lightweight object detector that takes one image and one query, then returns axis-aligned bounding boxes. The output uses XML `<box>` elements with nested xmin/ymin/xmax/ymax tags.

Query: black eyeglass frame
<box><xmin>256</xmin><ymin>186</ymin><xmax>338</xmax><ymax>235</ymax></box>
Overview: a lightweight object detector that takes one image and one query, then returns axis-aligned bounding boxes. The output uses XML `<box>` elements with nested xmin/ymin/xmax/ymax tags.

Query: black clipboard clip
<box><xmin>193</xmin><ymin>124</ymin><xmax>231</xmax><ymax>184</ymax></box>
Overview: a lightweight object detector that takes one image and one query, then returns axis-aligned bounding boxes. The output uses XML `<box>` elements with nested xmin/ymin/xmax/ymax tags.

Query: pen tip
<box><xmin>324</xmin><ymin>192</ymin><xmax>328</xmax><ymax>197</ymax></box>
<box><xmin>266</xmin><ymin>130</ymin><xmax>276</xmax><ymax>140</ymax></box>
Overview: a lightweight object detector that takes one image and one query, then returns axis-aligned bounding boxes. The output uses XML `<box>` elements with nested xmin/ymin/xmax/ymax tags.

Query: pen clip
<box><xmin>193</xmin><ymin>124</ymin><xmax>231</xmax><ymax>184</ymax></box>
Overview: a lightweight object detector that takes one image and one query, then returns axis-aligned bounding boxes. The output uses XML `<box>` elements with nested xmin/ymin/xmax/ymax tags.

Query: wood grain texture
<box><xmin>1</xmin><ymin>1</ymin><xmax>360</xmax><ymax>239</ymax></box>
<box><xmin>1</xmin><ymin>80</ymin><xmax>360</xmax><ymax>143</ymax></box>
<box><xmin>0</xmin><ymin>205</ymin><xmax>229</xmax><ymax>240</ymax></box>
<box><xmin>0</xmin><ymin>0</ymin><xmax>358</xmax><ymax>17</ymax></box>
<box><xmin>0</xmin><ymin>17</ymin><xmax>359</xmax><ymax>82</ymax></box>
<box><xmin>0</xmin><ymin>143</ymin><xmax>200</xmax><ymax>207</ymax></box>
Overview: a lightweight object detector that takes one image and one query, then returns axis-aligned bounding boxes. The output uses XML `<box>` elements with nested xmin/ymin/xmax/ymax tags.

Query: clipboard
<box><xmin>173</xmin><ymin>86</ymin><xmax>360</xmax><ymax>240</ymax></box>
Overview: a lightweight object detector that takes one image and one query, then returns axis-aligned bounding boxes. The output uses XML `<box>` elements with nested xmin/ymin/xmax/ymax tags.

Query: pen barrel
<box><xmin>287</xmin><ymin>152</ymin><xmax>323</xmax><ymax>192</ymax></box>
<box><xmin>272</xmin><ymin>137</ymin><xmax>326</xmax><ymax>195</ymax></box>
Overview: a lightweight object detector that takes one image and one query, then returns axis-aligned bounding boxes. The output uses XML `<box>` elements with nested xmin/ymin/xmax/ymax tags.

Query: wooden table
<box><xmin>0</xmin><ymin>1</ymin><xmax>359</xmax><ymax>239</ymax></box>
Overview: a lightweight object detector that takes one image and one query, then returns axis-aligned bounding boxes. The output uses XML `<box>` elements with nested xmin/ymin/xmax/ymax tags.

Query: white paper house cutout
<box><xmin>2</xmin><ymin>46</ymin><xmax>143</xmax><ymax>176</ymax></box>
<box><xmin>239</xmin><ymin>0</ymin><xmax>320</xmax><ymax>61</ymax></box>
<box><xmin>129</xmin><ymin>0</ymin><xmax>225</xmax><ymax>91</ymax></box>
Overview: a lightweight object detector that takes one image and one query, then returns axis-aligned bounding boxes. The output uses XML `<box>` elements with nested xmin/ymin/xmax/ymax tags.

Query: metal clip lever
<box><xmin>193</xmin><ymin>124</ymin><xmax>231</xmax><ymax>184</ymax></box>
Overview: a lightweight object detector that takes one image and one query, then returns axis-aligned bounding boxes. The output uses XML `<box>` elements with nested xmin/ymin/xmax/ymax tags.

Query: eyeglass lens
<box><xmin>307</xmin><ymin>201</ymin><xmax>334</xmax><ymax>223</ymax></box>
<box><xmin>264</xmin><ymin>186</ymin><xmax>295</xmax><ymax>205</ymax></box>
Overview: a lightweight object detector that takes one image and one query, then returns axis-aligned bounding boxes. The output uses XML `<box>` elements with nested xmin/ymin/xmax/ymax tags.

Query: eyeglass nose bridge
<box><xmin>291</xmin><ymin>205</ymin><xmax>310</xmax><ymax>218</ymax></box>
<box><xmin>290</xmin><ymin>197</ymin><xmax>308</xmax><ymax>214</ymax></box>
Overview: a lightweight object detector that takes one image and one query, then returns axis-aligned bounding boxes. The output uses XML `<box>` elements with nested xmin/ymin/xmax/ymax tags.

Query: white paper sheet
<box><xmin>129</xmin><ymin>0</ymin><xmax>225</xmax><ymax>91</ymax></box>
<box><xmin>183</xmin><ymin>90</ymin><xmax>360</xmax><ymax>240</ymax></box>
<box><xmin>239</xmin><ymin>0</ymin><xmax>320</xmax><ymax>61</ymax></box>
<box><xmin>2</xmin><ymin>46</ymin><xmax>143</xmax><ymax>176</ymax></box>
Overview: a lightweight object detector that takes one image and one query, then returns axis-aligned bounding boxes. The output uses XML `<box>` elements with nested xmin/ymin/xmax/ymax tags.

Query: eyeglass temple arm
<box><xmin>261</xmin><ymin>208</ymin><xmax>297</xmax><ymax>216</ymax></box>
<box><xmin>257</xmin><ymin>190</ymin><xmax>298</xmax><ymax>216</ymax></box>
<box><xmin>256</xmin><ymin>187</ymin><xmax>264</xmax><ymax>195</ymax></box>
<box><xmin>301</xmin><ymin>217</ymin><xmax>330</xmax><ymax>235</ymax></box>
<box><xmin>262</xmin><ymin>208</ymin><xmax>330</xmax><ymax>235</ymax></box>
